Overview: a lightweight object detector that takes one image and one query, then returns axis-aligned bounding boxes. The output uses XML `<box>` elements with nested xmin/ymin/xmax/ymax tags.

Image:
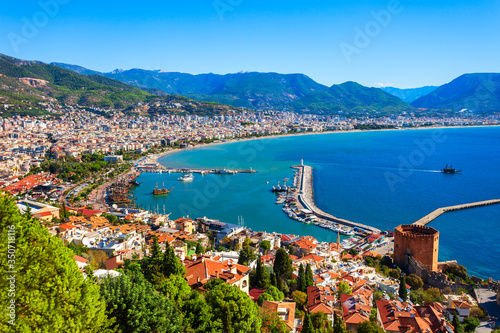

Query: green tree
<box><xmin>195</xmin><ymin>242</ymin><xmax>205</xmax><ymax>255</ymax></box>
<box><xmin>357</xmin><ymin>320</ymin><xmax>384</xmax><ymax>333</ymax></box>
<box><xmin>302</xmin><ymin>312</ymin><xmax>316</xmax><ymax>333</ymax></box>
<box><xmin>260</xmin><ymin>240</ymin><xmax>271</xmax><ymax>253</ymax></box>
<box><xmin>162</xmin><ymin>241</ymin><xmax>186</xmax><ymax>278</ymax></box>
<box><xmin>399</xmin><ymin>276</ymin><xmax>408</xmax><ymax>300</ymax></box>
<box><xmin>157</xmin><ymin>274</ymin><xmax>191</xmax><ymax>307</ymax></box>
<box><xmin>60</xmin><ymin>200</ymin><xmax>68</xmax><ymax>219</ymax></box>
<box><xmin>311</xmin><ymin>312</ymin><xmax>333</xmax><ymax>333</ymax></box>
<box><xmin>337</xmin><ymin>281</ymin><xmax>352</xmax><ymax>298</ymax></box>
<box><xmin>254</xmin><ymin>256</ymin><xmax>270</xmax><ymax>290</ymax></box>
<box><xmin>239</xmin><ymin>245</ymin><xmax>257</xmax><ymax>266</ymax></box>
<box><xmin>305</xmin><ymin>263</ymin><xmax>315</xmax><ymax>291</ymax></box>
<box><xmin>333</xmin><ymin>312</ymin><xmax>346</xmax><ymax>333</ymax></box>
<box><xmin>100</xmin><ymin>271</ymin><xmax>180</xmax><ymax>333</ymax></box>
<box><xmin>258</xmin><ymin>293</ymin><xmax>274</xmax><ymax>306</ymax></box>
<box><xmin>297</xmin><ymin>264</ymin><xmax>305</xmax><ymax>292</ymax></box>
<box><xmin>452</xmin><ymin>313</ymin><xmax>464</xmax><ymax>333</ymax></box>
<box><xmin>266</xmin><ymin>285</ymin><xmax>285</xmax><ymax>301</ymax></box>
<box><xmin>260</xmin><ymin>307</ymin><xmax>290</xmax><ymax>333</ymax></box>
<box><xmin>180</xmin><ymin>291</ymin><xmax>214</xmax><ymax>333</ymax></box>
<box><xmin>206</xmin><ymin>282</ymin><xmax>262</xmax><ymax>333</ymax></box>
<box><xmin>0</xmin><ymin>195</ymin><xmax>110</xmax><ymax>332</ymax></box>
<box><xmin>388</xmin><ymin>269</ymin><xmax>400</xmax><ymax>279</ymax></box>
<box><xmin>406</xmin><ymin>274</ymin><xmax>423</xmax><ymax>290</ymax></box>
<box><xmin>274</xmin><ymin>248</ymin><xmax>293</xmax><ymax>280</ymax></box>
<box><xmin>142</xmin><ymin>235</ymin><xmax>164</xmax><ymax>284</ymax></box>
<box><xmin>462</xmin><ymin>317</ymin><xmax>480</xmax><ymax>333</ymax></box>
<box><xmin>292</xmin><ymin>290</ymin><xmax>308</xmax><ymax>311</ymax></box>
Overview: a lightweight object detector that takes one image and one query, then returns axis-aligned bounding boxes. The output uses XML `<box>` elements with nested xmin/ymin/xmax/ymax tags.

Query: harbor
<box><xmin>137</xmin><ymin>166</ymin><xmax>256</xmax><ymax>175</ymax></box>
<box><xmin>271</xmin><ymin>160</ymin><xmax>381</xmax><ymax>236</ymax></box>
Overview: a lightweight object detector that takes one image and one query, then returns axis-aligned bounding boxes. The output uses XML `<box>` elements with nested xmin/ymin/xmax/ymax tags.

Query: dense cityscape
<box><xmin>1</xmin><ymin>107</ymin><xmax>499</xmax><ymax>332</ymax></box>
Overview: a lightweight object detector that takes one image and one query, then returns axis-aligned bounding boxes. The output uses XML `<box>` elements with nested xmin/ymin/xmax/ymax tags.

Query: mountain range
<box><xmin>411</xmin><ymin>73</ymin><xmax>500</xmax><ymax>112</ymax></box>
<box><xmin>0</xmin><ymin>54</ymin><xmax>240</xmax><ymax>117</ymax></box>
<box><xmin>1</xmin><ymin>53</ymin><xmax>498</xmax><ymax>117</ymax></box>
<box><xmin>52</xmin><ymin>64</ymin><xmax>412</xmax><ymax>115</ymax></box>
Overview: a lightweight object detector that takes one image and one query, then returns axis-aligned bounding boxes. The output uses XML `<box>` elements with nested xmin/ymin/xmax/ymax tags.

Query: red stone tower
<box><xmin>394</xmin><ymin>224</ymin><xmax>439</xmax><ymax>272</ymax></box>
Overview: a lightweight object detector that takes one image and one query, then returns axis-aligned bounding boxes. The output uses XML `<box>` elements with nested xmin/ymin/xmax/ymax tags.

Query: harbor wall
<box><xmin>297</xmin><ymin>165</ymin><xmax>381</xmax><ymax>234</ymax></box>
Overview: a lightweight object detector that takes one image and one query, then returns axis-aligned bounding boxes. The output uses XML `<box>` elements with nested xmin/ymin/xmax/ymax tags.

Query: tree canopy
<box><xmin>100</xmin><ymin>270</ymin><xmax>180</xmax><ymax>333</ymax></box>
<box><xmin>0</xmin><ymin>195</ymin><xmax>110</xmax><ymax>332</ymax></box>
<box><xmin>206</xmin><ymin>282</ymin><xmax>262</xmax><ymax>333</ymax></box>
<box><xmin>273</xmin><ymin>248</ymin><xmax>293</xmax><ymax>281</ymax></box>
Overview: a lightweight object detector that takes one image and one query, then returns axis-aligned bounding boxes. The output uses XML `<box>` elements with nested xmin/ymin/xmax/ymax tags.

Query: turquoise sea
<box><xmin>132</xmin><ymin>127</ymin><xmax>500</xmax><ymax>280</ymax></box>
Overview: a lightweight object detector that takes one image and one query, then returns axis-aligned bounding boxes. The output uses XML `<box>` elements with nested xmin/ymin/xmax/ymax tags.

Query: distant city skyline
<box><xmin>1</xmin><ymin>0</ymin><xmax>499</xmax><ymax>88</ymax></box>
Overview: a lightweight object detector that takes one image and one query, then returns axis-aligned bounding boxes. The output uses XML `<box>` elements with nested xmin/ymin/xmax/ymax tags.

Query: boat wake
<box><xmin>310</xmin><ymin>161</ymin><xmax>442</xmax><ymax>173</ymax></box>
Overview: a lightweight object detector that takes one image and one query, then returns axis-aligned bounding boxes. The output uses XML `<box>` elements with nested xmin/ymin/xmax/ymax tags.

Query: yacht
<box><xmin>178</xmin><ymin>173</ymin><xmax>194</xmax><ymax>182</ymax></box>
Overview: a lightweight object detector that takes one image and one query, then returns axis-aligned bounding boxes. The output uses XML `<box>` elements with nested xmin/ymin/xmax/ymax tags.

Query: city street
<box><xmin>475</xmin><ymin>288</ymin><xmax>500</xmax><ymax>332</ymax></box>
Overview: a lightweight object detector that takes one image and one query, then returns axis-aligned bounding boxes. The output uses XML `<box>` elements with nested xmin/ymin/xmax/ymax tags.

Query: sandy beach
<box><xmin>150</xmin><ymin>124</ymin><xmax>500</xmax><ymax>166</ymax></box>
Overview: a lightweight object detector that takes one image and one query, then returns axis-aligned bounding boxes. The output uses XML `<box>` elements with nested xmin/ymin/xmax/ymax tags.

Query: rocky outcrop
<box><xmin>18</xmin><ymin>77</ymin><xmax>49</xmax><ymax>87</ymax></box>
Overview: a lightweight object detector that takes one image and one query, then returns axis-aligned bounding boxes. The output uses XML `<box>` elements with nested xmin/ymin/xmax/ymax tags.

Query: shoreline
<box><xmin>151</xmin><ymin>124</ymin><xmax>500</xmax><ymax>165</ymax></box>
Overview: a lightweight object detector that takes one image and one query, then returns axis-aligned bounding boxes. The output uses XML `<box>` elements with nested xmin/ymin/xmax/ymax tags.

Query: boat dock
<box><xmin>294</xmin><ymin>164</ymin><xmax>381</xmax><ymax>234</ymax></box>
<box><xmin>138</xmin><ymin>167</ymin><xmax>256</xmax><ymax>174</ymax></box>
<box><xmin>413</xmin><ymin>199</ymin><xmax>500</xmax><ymax>226</ymax></box>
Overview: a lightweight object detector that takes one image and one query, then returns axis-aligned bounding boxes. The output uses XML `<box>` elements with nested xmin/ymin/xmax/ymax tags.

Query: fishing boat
<box><xmin>178</xmin><ymin>173</ymin><xmax>194</xmax><ymax>182</ymax></box>
<box><xmin>153</xmin><ymin>183</ymin><xmax>173</xmax><ymax>195</ymax></box>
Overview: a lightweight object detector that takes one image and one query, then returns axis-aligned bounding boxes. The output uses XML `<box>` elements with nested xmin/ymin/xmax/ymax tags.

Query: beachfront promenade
<box><xmin>295</xmin><ymin>165</ymin><xmax>381</xmax><ymax>234</ymax></box>
<box><xmin>413</xmin><ymin>199</ymin><xmax>500</xmax><ymax>226</ymax></box>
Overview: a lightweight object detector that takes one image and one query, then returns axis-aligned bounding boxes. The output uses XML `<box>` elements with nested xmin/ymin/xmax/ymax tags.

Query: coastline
<box><xmin>151</xmin><ymin>124</ymin><xmax>500</xmax><ymax>165</ymax></box>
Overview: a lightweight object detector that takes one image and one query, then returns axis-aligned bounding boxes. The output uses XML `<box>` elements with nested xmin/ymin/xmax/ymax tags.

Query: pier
<box><xmin>137</xmin><ymin>167</ymin><xmax>256</xmax><ymax>174</ymax></box>
<box><xmin>294</xmin><ymin>164</ymin><xmax>381</xmax><ymax>234</ymax></box>
<box><xmin>413</xmin><ymin>199</ymin><xmax>500</xmax><ymax>226</ymax></box>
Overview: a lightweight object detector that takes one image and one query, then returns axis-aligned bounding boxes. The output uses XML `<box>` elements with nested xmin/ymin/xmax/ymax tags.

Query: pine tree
<box><xmin>163</xmin><ymin>241</ymin><xmax>186</xmax><ymax>278</ymax></box>
<box><xmin>273</xmin><ymin>248</ymin><xmax>293</xmax><ymax>280</ymax></box>
<box><xmin>195</xmin><ymin>242</ymin><xmax>204</xmax><ymax>255</ymax></box>
<box><xmin>61</xmin><ymin>200</ymin><xmax>68</xmax><ymax>219</ymax></box>
<box><xmin>302</xmin><ymin>312</ymin><xmax>316</xmax><ymax>333</ymax></box>
<box><xmin>452</xmin><ymin>313</ymin><xmax>464</xmax><ymax>333</ymax></box>
<box><xmin>399</xmin><ymin>276</ymin><xmax>408</xmax><ymax>300</ymax></box>
<box><xmin>101</xmin><ymin>270</ymin><xmax>181</xmax><ymax>333</ymax></box>
<box><xmin>255</xmin><ymin>256</ymin><xmax>270</xmax><ymax>290</ymax></box>
<box><xmin>270</xmin><ymin>272</ymin><xmax>277</xmax><ymax>288</ymax></box>
<box><xmin>333</xmin><ymin>312</ymin><xmax>347</xmax><ymax>333</ymax></box>
<box><xmin>0</xmin><ymin>195</ymin><xmax>110</xmax><ymax>332</ymax></box>
<box><xmin>305</xmin><ymin>263</ymin><xmax>314</xmax><ymax>291</ymax></box>
<box><xmin>298</xmin><ymin>264</ymin><xmax>305</xmax><ymax>292</ymax></box>
<box><xmin>143</xmin><ymin>235</ymin><xmax>164</xmax><ymax>283</ymax></box>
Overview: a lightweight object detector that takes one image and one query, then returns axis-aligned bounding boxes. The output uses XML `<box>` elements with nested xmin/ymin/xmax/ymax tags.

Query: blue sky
<box><xmin>1</xmin><ymin>0</ymin><xmax>499</xmax><ymax>88</ymax></box>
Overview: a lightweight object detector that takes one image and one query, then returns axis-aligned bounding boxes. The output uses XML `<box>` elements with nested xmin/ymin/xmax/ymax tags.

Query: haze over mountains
<box><xmin>379</xmin><ymin>86</ymin><xmax>438</xmax><ymax>103</ymax></box>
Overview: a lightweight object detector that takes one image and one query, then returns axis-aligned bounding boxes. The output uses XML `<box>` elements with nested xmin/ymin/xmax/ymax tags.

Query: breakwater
<box><xmin>295</xmin><ymin>164</ymin><xmax>381</xmax><ymax>234</ymax></box>
<box><xmin>413</xmin><ymin>199</ymin><xmax>500</xmax><ymax>226</ymax></box>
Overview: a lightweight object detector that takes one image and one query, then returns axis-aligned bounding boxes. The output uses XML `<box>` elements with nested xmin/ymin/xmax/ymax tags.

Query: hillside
<box><xmin>0</xmin><ymin>54</ymin><xmax>241</xmax><ymax>117</ymax></box>
<box><xmin>293</xmin><ymin>81</ymin><xmax>411</xmax><ymax>115</ymax></box>
<box><xmin>53</xmin><ymin>63</ymin><xmax>413</xmax><ymax>114</ymax></box>
<box><xmin>380</xmin><ymin>86</ymin><xmax>437</xmax><ymax>103</ymax></box>
<box><xmin>411</xmin><ymin>73</ymin><xmax>500</xmax><ymax>112</ymax></box>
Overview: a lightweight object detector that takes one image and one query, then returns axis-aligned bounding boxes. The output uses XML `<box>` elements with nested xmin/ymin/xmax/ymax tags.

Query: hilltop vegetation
<box><xmin>0</xmin><ymin>54</ymin><xmax>243</xmax><ymax>117</ymax></box>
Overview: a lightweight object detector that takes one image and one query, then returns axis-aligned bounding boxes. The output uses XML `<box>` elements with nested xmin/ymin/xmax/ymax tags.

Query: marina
<box><xmin>271</xmin><ymin>159</ymin><xmax>381</xmax><ymax>236</ymax></box>
<box><xmin>137</xmin><ymin>166</ymin><xmax>256</xmax><ymax>174</ymax></box>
